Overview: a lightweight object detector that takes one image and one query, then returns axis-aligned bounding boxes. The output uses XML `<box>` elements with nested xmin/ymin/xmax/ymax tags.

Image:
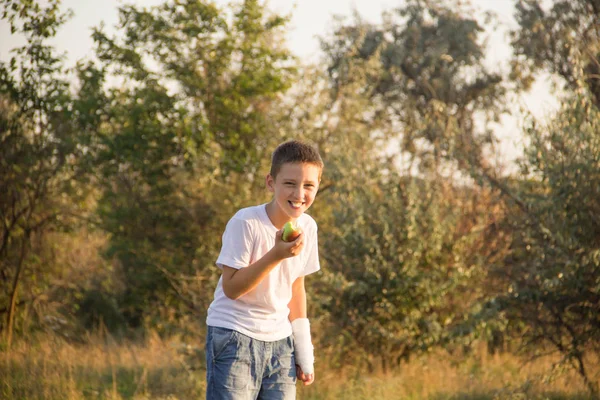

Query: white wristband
<box><xmin>291</xmin><ymin>318</ymin><xmax>314</xmax><ymax>374</ymax></box>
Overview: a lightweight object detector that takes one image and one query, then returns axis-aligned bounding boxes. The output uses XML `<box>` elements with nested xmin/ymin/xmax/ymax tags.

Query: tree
<box><xmin>321</xmin><ymin>0</ymin><xmax>506</xmax><ymax>175</ymax></box>
<box><xmin>302</xmin><ymin>0</ymin><xmax>510</xmax><ymax>370</ymax></box>
<box><xmin>0</xmin><ymin>0</ymin><xmax>80</xmax><ymax>346</ymax></box>
<box><xmin>458</xmin><ymin>2</ymin><xmax>600</xmax><ymax>395</ymax></box>
<box><xmin>478</xmin><ymin>91</ymin><xmax>600</xmax><ymax>396</ymax></box>
<box><xmin>510</xmin><ymin>0</ymin><xmax>600</xmax><ymax>107</ymax></box>
<box><xmin>76</xmin><ymin>0</ymin><xmax>297</xmax><ymax>330</ymax></box>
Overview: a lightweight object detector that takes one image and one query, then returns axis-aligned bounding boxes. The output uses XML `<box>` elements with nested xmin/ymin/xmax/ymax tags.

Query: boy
<box><xmin>205</xmin><ymin>140</ymin><xmax>323</xmax><ymax>399</ymax></box>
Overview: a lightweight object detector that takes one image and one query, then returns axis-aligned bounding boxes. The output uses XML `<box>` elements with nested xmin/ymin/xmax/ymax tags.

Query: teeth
<box><xmin>290</xmin><ymin>201</ymin><xmax>302</xmax><ymax>207</ymax></box>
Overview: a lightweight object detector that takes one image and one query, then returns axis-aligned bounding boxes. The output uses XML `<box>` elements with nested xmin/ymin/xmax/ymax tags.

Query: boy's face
<box><xmin>266</xmin><ymin>162</ymin><xmax>321</xmax><ymax>221</ymax></box>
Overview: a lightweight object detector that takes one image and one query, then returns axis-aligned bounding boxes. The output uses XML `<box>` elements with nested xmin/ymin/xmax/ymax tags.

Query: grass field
<box><xmin>1</xmin><ymin>332</ymin><xmax>595</xmax><ymax>400</ymax></box>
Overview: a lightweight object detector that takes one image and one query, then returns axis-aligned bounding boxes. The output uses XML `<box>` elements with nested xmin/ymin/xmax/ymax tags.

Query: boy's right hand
<box><xmin>273</xmin><ymin>228</ymin><xmax>304</xmax><ymax>260</ymax></box>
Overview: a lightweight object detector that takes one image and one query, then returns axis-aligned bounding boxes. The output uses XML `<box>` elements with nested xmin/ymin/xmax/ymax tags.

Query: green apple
<box><xmin>282</xmin><ymin>221</ymin><xmax>302</xmax><ymax>242</ymax></box>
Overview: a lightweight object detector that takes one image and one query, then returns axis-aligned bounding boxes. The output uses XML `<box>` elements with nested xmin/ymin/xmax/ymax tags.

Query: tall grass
<box><xmin>1</xmin><ymin>333</ymin><xmax>595</xmax><ymax>399</ymax></box>
<box><xmin>1</xmin><ymin>331</ymin><xmax>205</xmax><ymax>400</ymax></box>
<box><xmin>298</xmin><ymin>347</ymin><xmax>596</xmax><ymax>400</ymax></box>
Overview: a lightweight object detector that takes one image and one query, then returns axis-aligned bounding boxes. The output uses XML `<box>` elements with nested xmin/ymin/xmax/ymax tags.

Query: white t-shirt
<box><xmin>206</xmin><ymin>204</ymin><xmax>320</xmax><ymax>341</ymax></box>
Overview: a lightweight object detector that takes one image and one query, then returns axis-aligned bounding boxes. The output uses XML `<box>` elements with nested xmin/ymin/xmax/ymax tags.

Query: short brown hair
<box><xmin>269</xmin><ymin>140</ymin><xmax>323</xmax><ymax>178</ymax></box>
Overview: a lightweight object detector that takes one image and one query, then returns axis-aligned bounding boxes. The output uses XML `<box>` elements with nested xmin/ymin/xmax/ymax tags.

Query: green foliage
<box><xmin>320</xmin><ymin>176</ymin><xmax>456</xmax><ymax>371</ymax></box>
<box><xmin>482</xmin><ymin>93</ymin><xmax>600</xmax><ymax>396</ymax></box>
<box><xmin>321</xmin><ymin>0</ymin><xmax>506</xmax><ymax>173</ymax></box>
<box><xmin>307</xmin><ymin>0</ymin><xmax>509</xmax><ymax>372</ymax></box>
<box><xmin>0</xmin><ymin>0</ymin><xmax>86</xmax><ymax>345</ymax></box>
<box><xmin>90</xmin><ymin>0</ymin><xmax>295</xmax><ymax>174</ymax></box>
<box><xmin>75</xmin><ymin>0</ymin><xmax>297</xmax><ymax>330</ymax></box>
<box><xmin>77</xmin><ymin>289</ymin><xmax>126</xmax><ymax>334</ymax></box>
<box><xmin>510</xmin><ymin>0</ymin><xmax>600</xmax><ymax>106</ymax></box>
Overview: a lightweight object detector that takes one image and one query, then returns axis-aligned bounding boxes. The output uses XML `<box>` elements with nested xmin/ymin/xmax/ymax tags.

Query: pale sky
<box><xmin>1</xmin><ymin>0</ymin><xmax>521</xmax><ymax>67</ymax></box>
<box><xmin>0</xmin><ymin>0</ymin><xmax>559</xmax><ymax>168</ymax></box>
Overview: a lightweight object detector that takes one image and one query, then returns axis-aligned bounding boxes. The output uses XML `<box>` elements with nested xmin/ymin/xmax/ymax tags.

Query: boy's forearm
<box><xmin>289</xmin><ymin>276</ymin><xmax>315</xmax><ymax>378</ymax></box>
<box><xmin>288</xmin><ymin>277</ymin><xmax>307</xmax><ymax>320</ymax></box>
<box><xmin>222</xmin><ymin>249</ymin><xmax>282</xmax><ymax>300</ymax></box>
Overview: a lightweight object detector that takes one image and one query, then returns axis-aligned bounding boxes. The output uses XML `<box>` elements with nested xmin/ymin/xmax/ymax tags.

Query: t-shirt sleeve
<box><xmin>216</xmin><ymin>217</ymin><xmax>254</xmax><ymax>270</ymax></box>
<box><xmin>302</xmin><ymin>223</ymin><xmax>320</xmax><ymax>276</ymax></box>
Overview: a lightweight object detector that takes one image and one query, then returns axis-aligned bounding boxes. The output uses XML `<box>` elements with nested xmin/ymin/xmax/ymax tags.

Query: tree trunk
<box><xmin>6</xmin><ymin>236</ymin><xmax>27</xmax><ymax>348</ymax></box>
<box><xmin>381</xmin><ymin>354</ymin><xmax>388</xmax><ymax>374</ymax></box>
<box><xmin>575</xmin><ymin>354</ymin><xmax>599</xmax><ymax>399</ymax></box>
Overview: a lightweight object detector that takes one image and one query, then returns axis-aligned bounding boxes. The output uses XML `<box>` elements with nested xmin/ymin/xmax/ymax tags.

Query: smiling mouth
<box><xmin>289</xmin><ymin>201</ymin><xmax>304</xmax><ymax>209</ymax></box>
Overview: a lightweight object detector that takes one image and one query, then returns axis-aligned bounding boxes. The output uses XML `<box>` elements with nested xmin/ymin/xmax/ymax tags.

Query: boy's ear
<box><xmin>266</xmin><ymin>174</ymin><xmax>275</xmax><ymax>192</ymax></box>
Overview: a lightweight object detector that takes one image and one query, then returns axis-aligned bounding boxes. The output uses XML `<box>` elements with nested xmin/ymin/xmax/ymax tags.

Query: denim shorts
<box><xmin>205</xmin><ymin>326</ymin><xmax>297</xmax><ymax>400</ymax></box>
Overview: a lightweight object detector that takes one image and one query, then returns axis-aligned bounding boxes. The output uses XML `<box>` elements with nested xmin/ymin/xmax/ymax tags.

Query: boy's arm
<box><xmin>288</xmin><ymin>276</ymin><xmax>307</xmax><ymax>320</ymax></box>
<box><xmin>289</xmin><ymin>276</ymin><xmax>315</xmax><ymax>386</ymax></box>
<box><xmin>222</xmin><ymin>231</ymin><xmax>304</xmax><ymax>300</ymax></box>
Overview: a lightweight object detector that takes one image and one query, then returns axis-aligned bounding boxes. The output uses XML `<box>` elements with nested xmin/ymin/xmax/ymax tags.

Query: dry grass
<box><xmin>1</xmin><ymin>332</ymin><xmax>205</xmax><ymax>400</ymax></box>
<box><xmin>1</xmin><ymin>334</ymin><xmax>596</xmax><ymax>400</ymax></box>
<box><xmin>298</xmin><ymin>348</ymin><xmax>597</xmax><ymax>400</ymax></box>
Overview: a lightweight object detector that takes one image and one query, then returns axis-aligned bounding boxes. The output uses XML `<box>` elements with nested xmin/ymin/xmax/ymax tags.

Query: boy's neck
<box><xmin>265</xmin><ymin>200</ymin><xmax>295</xmax><ymax>229</ymax></box>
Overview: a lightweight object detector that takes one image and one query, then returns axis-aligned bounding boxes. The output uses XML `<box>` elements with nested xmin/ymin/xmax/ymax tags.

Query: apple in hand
<box><xmin>282</xmin><ymin>221</ymin><xmax>302</xmax><ymax>242</ymax></box>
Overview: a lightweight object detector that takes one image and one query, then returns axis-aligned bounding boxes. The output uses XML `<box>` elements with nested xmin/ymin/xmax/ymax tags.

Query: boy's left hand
<box><xmin>296</xmin><ymin>365</ymin><xmax>314</xmax><ymax>386</ymax></box>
